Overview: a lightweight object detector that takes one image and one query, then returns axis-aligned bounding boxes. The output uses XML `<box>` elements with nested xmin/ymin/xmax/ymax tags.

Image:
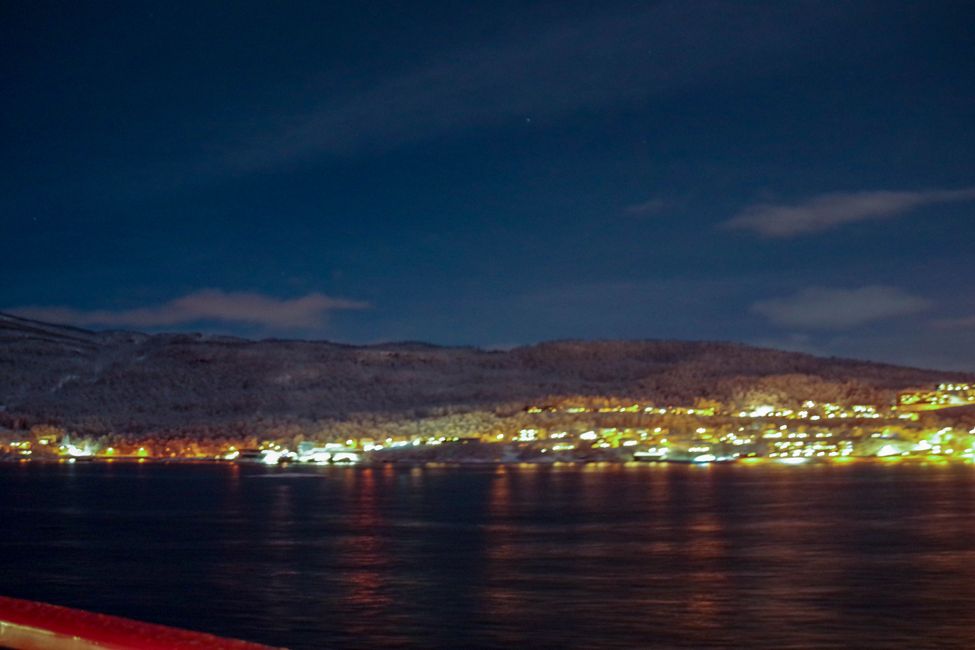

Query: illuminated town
<box><xmin>3</xmin><ymin>382</ymin><xmax>974</xmax><ymax>467</ymax></box>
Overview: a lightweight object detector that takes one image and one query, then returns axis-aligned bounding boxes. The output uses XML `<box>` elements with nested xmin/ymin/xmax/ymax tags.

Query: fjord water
<box><xmin>3</xmin><ymin>463</ymin><xmax>975</xmax><ymax>649</ymax></box>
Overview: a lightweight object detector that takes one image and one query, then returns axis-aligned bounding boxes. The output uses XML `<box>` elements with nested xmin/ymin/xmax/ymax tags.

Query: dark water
<box><xmin>3</xmin><ymin>462</ymin><xmax>975</xmax><ymax>649</ymax></box>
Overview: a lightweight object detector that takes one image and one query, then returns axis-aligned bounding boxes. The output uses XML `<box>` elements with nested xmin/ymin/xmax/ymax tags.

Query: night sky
<box><xmin>2</xmin><ymin>1</ymin><xmax>974</xmax><ymax>370</ymax></box>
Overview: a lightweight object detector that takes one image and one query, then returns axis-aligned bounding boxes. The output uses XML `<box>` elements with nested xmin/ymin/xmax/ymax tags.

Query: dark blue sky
<box><xmin>2</xmin><ymin>1</ymin><xmax>974</xmax><ymax>369</ymax></box>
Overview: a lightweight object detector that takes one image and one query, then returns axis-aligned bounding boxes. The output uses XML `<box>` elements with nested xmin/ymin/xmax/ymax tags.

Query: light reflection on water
<box><xmin>2</xmin><ymin>462</ymin><xmax>975</xmax><ymax>648</ymax></box>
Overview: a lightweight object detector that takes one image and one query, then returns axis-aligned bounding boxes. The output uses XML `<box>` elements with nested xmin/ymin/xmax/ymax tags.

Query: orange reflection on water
<box><xmin>341</xmin><ymin>468</ymin><xmax>391</xmax><ymax>609</ymax></box>
<box><xmin>331</xmin><ymin>467</ymin><xmax>414</xmax><ymax>647</ymax></box>
<box><xmin>480</xmin><ymin>465</ymin><xmax>522</xmax><ymax>626</ymax></box>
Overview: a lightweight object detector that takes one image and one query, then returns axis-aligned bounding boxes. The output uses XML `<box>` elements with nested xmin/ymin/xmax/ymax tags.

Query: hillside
<box><xmin>1</xmin><ymin>312</ymin><xmax>970</xmax><ymax>435</ymax></box>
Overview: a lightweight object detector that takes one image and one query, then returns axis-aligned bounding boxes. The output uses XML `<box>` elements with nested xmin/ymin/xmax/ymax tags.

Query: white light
<box><xmin>876</xmin><ymin>444</ymin><xmax>901</xmax><ymax>458</ymax></box>
<box><xmin>778</xmin><ymin>457</ymin><xmax>808</xmax><ymax>465</ymax></box>
<box><xmin>261</xmin><ymin>450</ymin><xmax>283</xmax><ymax>465</ymax></box>
<box><xmin>65</xmin><ymin>442</ymin><xmax>93</xmax><ymax>458</ymax></box>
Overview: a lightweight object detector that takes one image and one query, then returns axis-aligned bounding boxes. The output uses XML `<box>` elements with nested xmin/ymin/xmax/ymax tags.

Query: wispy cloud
<box><xmin>932</xmin><ymin>315</ymin><xmax>975</xmax><ymax>330</ymax></box>
<box><xmin>9</xmin><ymin>290</ymin><xmax>369</xmax><ymax>332</ymax></box>
<box><xmin>624</xmin><ymin>198</ymin><xmax>672</xmax><ymax>217</ymax></box>
<box><xmin>193</xmin><ymin>3</ymin><xmax>863</xmax><ymax>177</ymax></box>
<box><xmin>752</xmin><ymin>285</ymin><xmax>930</xmax><ymax>329</ymax></box>
<box><xmin>724</xmin><ymin>187</ymin><xmax>975</xmax><ymax>237</ymax></box>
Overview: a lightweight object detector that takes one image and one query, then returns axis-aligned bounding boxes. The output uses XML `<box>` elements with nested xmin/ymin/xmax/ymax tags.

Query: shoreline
<box><xmin>3</xmin><ymin>456</ymin><xmax>973</xmax><ymax>467</ymax></box>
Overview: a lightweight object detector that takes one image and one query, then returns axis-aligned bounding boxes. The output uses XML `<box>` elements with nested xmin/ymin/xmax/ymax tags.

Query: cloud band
<box><xmin>10</xmin><ymin>290</ymin><xmax>369</xmax><ymax>331</ymax></box>
<box><xmin>752</xmin><ymin>285</ymin><xmax>929</xmax><ymax>329</ymax></box>
<box><xmin>725</xmin><ymin>187</ymin><xmax>975</xmax><ymax>237</ymax></box>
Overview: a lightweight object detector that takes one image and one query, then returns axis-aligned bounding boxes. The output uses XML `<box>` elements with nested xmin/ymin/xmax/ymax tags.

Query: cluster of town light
<box><xmin>240</xmin><ymin>442</ymin><xmax>362</xmax><ymax>465</ymax></box>
<box><xmin>4</xmin><ymin>382</ymin><xmax>975</xmax><ymax>466</ymax></box>
<box><xmin>898</xmin><ymin>384</ymin><xmax>975</xmax><ymax>410</ymax></box>
<box><xmin>529</xmin><ymin>400</ymin><xmax>898</xmax><ymax>420</ymax></box>
<box><xmin>5</xmin><ymin>424</ymin><xmax>975</xmax><ymax>466</ymax></box>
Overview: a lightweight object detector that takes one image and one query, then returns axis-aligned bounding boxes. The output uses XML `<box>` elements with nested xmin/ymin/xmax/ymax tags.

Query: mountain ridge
<box><xmin>2</xmin><ymin>311</ymin><xmax>971</xmax><ymax>435</ymax></box>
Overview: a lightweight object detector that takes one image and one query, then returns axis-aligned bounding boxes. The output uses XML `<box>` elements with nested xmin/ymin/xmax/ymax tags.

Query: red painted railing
<box><xmin>0</xmin><ymin>595</ymin><xmax>280</xmax><ymax>649</ymax></box>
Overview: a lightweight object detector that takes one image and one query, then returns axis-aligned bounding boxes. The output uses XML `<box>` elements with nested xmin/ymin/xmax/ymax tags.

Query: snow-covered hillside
<box><xmin>1</xmin><ymin>312</ymin><xmax>969</xmax><ymax>434</ymax></box>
